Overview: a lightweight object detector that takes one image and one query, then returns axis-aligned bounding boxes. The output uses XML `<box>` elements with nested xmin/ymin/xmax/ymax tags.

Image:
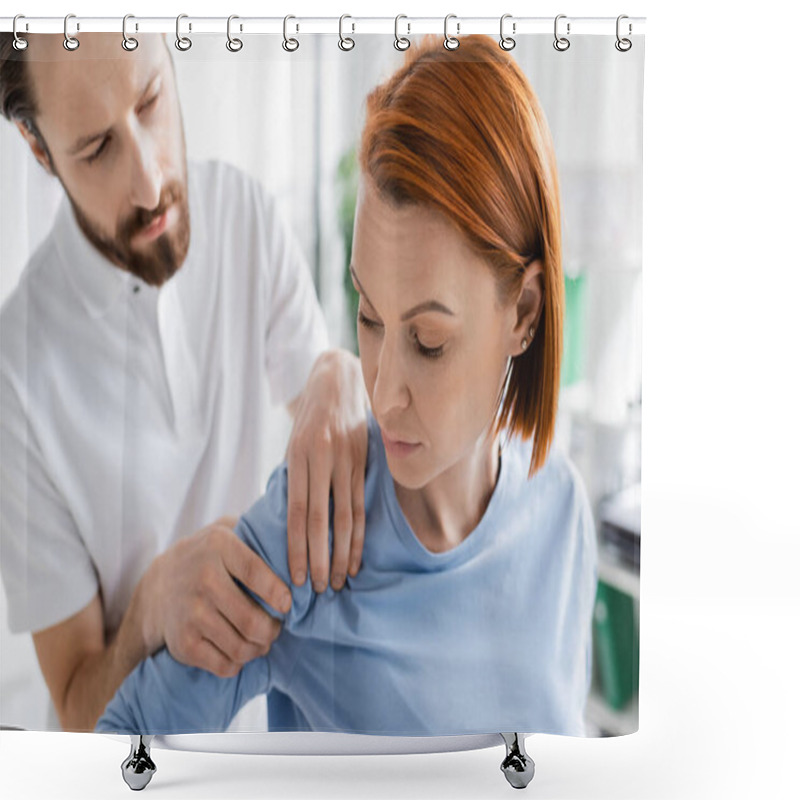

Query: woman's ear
<box><xmin>509</xmin><ymin>259</ymin><xmax>544</xmax><ymax>357</ymax></box>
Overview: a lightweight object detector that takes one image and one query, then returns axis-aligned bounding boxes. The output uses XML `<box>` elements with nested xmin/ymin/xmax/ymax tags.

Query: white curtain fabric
<box><xmin>0</xmin><ymin>34</ymin><xmax>643</xmax><ymax>730</ymax></box>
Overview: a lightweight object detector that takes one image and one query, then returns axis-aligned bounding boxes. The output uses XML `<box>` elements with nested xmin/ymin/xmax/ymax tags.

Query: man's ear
<box><xmin>15</xmin><ymin>119</ymin><xmax>54</xmax><ymax>175</ymax></box>
<box><xmin>509</xmin><ymin>259</ymin><xmax>545</xmax><ymax>357</ymax></box>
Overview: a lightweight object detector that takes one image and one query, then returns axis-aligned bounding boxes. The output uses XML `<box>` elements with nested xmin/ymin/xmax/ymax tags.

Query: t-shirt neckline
<box><xmin>372</xmin><ymin>415</ymin><xmax>512</xmax><ymax>570</ymax></box>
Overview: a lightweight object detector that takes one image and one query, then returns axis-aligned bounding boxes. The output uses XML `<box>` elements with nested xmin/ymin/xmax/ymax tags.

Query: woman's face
<box><xmin>351</xmin><ymin>179</ymin><xmax>522</xmax><ymax>490</ymax></box>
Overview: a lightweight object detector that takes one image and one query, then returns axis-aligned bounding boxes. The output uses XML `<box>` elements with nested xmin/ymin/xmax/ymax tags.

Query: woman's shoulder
<box><xmin>502</xmin><ymin>434</ymin><xmax>592</xmax><ymax>527</ymax></box>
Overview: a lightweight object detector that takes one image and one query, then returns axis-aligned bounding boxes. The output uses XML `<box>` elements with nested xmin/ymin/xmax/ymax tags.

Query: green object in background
<box><xmin>592</xmin><ymin>580</ymin><xmax>639</xmax><ymax>710</ymax></box>
<box><xmin>562</xmin><ymin>274</ymin><xmax>587</xmax><ymax>387</ymax></box>
<box><xmin>336</xmin><ymin>146</ymin><xmax>360</xmax><ymax>351</ymax></box>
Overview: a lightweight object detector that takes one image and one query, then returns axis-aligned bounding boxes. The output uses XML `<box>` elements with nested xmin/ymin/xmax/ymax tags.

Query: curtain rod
<box><xmin>1</xmin><ymin>16</ymin><xmax>646</xmax><ymax>37</ymax></box>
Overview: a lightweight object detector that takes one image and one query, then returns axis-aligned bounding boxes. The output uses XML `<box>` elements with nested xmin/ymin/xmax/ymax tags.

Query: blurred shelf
<box><xmin>597</xmin><ymin>550</ymin><xmax>640</xmax><ymax>600</ymax></box>
<box><xmin>586</xmin><ymin>690</ymin><xmax>638</xmax><ymax>737</ymax></box>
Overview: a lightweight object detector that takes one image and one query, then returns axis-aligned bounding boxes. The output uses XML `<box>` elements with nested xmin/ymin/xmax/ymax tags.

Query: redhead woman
<box><xmin>97</xmin><ymin>35</ymin><xmax>597</xmax><ymax>741</ymax></box>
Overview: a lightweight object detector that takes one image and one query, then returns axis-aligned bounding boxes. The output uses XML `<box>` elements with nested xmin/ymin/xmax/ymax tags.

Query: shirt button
<box><xmin>133</xmin><ymin>285</ymin><xmax>140</xmax><ymax>294</ymax></box>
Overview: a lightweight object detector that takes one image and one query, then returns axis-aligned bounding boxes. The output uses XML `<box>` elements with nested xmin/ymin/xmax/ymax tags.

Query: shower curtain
<box><xmin>0</xmin><ymin>20</ymin><xmax>644</xmax><ymax>745</ymax></box>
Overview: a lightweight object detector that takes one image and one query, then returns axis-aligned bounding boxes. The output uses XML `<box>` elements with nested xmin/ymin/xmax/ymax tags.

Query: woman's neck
<box><xmin>393</xmin><ymin>431</ymin><xmax>500</xmax><ymax>553</ymax></box>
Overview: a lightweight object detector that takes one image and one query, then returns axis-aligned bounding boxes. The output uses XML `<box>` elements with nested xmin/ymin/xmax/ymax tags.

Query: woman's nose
<box><xmin>371</xmin><ymin>342</ymin><xmax>411</xmax><ymax>418</ymax></box>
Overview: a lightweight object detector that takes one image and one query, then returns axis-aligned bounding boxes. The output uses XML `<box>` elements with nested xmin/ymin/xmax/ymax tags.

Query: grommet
<box><xmin>499</xmin><ymin>14</ymin><xmax>516</xmax><ymax>51</ymax></box>
<box><xmin>12</xmin><ymin>15</ymin><xmax>29</xmax><ymax>52</ymax></box>
<box><xmin>63</xmin><ymin>13</ymin><xmax>80</xmax><ymax>51</ymax></box>
<box><xmin>394</xmin><ymin>14</ymin><xmax>410</xmax><ymax>51</ymax></box>
<box><xmin>122</xmin><ymin>14</ymin><xmax>139</xmax><ymax>51</ymax></box>
<box><xmin>283</xmin><ymin>15</ymin><xmax>299</xmax><ymax>52</ymax></box>
<box><xmin>175</xmin><ymin>14</ymin><xmax>192</xmax><ymax>51</ymax></box>
<box><xmin>443</xmin><ymin>14</ymin><xmax>459</xmax><ymax>51</ymax></box>
<box><xmin>338</xmin><ymin>14</ymin><xmax>355</xmax><ymax>51</ymax></box>
<box><xmin>615</xmin><ymin>15</ymin><xmax>633</xmax><ymax>52</ymax></box>
<box><xmin>553</xmin><ymin>14</ymin><xmax>570</xmax><ymax>52</ymax></box>
<box><xmin>226</xmin><ymin>15</ymin><xmax>243</xmax><ymax>52</ymax></box>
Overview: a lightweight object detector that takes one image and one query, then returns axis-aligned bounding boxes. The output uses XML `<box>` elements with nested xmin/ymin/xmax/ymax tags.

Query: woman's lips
<box><xmin>381</xmin><ymin>430</ymin><xmax>422</xmax><ymax>459</ymax></box>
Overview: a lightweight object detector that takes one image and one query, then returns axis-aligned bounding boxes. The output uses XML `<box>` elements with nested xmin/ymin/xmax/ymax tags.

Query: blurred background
<box><xmin>0</xmin><ymin>34</ymin><xmax>643</xmax><ymax>735</ymax></box>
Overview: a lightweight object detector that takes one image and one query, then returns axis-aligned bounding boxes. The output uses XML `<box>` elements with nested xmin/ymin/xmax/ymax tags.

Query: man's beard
<box><xmin>70</xmin><ymin>180</ymin><xmax>191</xmax><ymax>288</ymax></box>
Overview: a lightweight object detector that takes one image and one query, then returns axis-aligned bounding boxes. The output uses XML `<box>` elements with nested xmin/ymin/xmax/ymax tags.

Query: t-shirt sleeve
<box><xmin>234</xmin><ymin>462</ymin><xmax>316</xmax><ymax>628</ymax></box>
<box><xmin>95</xmin><ymin>645</ymin><xmax>271</xmax><ymax>734</ymax></box>
<box><xmin>0</xmin><ymin>370</ymin><xmax>98</xmax><ymax>634</ymax></box>
<box><xmin>95</xmin><ymin>462</ymin><xmax>316</xmax><ymax>735</ymax></box>
<box><xmin>257</xmin><ymin>189</ymin><xmax>329</xmax><ymax>406</ymax></box>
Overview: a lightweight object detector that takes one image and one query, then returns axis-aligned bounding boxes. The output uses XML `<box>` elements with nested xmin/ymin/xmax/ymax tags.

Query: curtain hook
<box><xmin>499</xmin><ymin>14</ymin><xmax>516</xmax><ymax>51</ymax></box>
<box><xmin>122</xmin><ymin>14</ymin><xmax>138</xmax><ymax>51</ymax></box>
<box><xmin>615</xmin><ymin>15</ymin><xmax>633</xmax><ymax>52</ymax></box>
<box><xmin>175</xmin><ymin>14</ymin><xmax>192</xmax><ymax>51</ymax></box>
<box><xmin>226</xmin><ymin>15</ymin><xmax>243</xmax><ymax>52</ymax></box>
<box><xmin>12</xmin><ymin>15</ymin><xmax>29</xmax><ymax>51</ymax></box>
<box><xmin>394</xmin><ymin>15</ymin><xmax>410</xmax><ymax>51</ymax></box>
<box><xmin>63</xmin><ymin>13</ymin><xmax>80</xmax><ymax>51</ymax></box>
<box><xmin>338</xmin><ymin>14</ymin><xmax>355</xmax><ymax>51</ymax></box>
<box><xmin>443</xmin><ymin>13</ymin><xmax>459</xmax><ymax>51</ymax></box>
<box><xmin>553</xmin><ymin>14</ymin><xmax>570</xmax><ymax>52</ymax></box>
<box><xmin>283</xmin><ymin>15</ymin><xmax>299</xmax><ymax>52</ymax></box>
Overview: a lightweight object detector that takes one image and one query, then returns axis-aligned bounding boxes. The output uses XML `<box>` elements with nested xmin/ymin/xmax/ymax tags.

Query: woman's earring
<box><xmin>529</xmin><ymin>325</ymin><xmax>536</xmax><ymax>339</ymax></box>
<box><xmin>520</xmin><ymin>338</ymin><xmax>528</xmax><ymax>351</ymax></box>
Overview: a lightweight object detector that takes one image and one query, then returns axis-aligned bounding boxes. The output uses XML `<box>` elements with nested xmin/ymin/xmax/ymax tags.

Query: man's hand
<box><xmin>286</xmin><ymin>349</ymin><xmax>368</xmax><ymax>593</ymax></box>
<box><xmin>143</xmin><ymin>516</ymin><xmax>292</xmax><ymax>678</ymax></box>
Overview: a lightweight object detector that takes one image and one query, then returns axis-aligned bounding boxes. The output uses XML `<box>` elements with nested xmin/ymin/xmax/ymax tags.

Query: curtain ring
<box><xmin>499</xmin><ymin>14</ymin><xmax>516</xmax><ymax>51</ymax></box>
<box><xmin>12</xmin><ymin>15</ymin><xmax>29</xmax><ymax>51</ymax></box>
<box><xmin>553</xmin><ymin>14</ymin><xmax>570</xmax><ymax>52</ymax></box>
<box><xmin>394</xmin><ymin>15</ymin><xmax>410</xmax><ymax>51</ymax></box>
<box><xmin>122</xmin><ymin>14</ymin><xmax>138</xmax><ymax>51</ymax></box>
<box><xmin>175</xmin><ymin>14</ymin><xmax>192</xmax><ymax>51</ymax></box>
<box><xmin>338</xmin><ymin>14</ymin><xmax>355</xmax><ymax>51</ymax></box>
<box><xmin>63</xmin><ymin>13</ymin><xmax>80</xmax><ymax>51</ymax></box>
<box><xmin>283</xmin><ymin>15</ymin><xmax>299</xmax><ymax>52</ymax></box>
<box><xmin>615</xmin><ymin>15</ymin><xmax>632</xmax><ymax>52</ymax></box>
<box><xmin>226</xmin><ymin>15</ymin><xmax>243</xmax><ymax>52</ymax></box>
<box><xmin>443</xmin><ymin>14</ymin><xmax>459</xmax><ymax>51</ymax></box>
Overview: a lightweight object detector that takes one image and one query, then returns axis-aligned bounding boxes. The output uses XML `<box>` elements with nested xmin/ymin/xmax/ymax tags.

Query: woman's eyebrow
<box><xmin>349</xmin><ymin>264</ymin><xmax>372</xmax><ymax>307</ymax></box>
<box><xmin>349</xmin><ymin>265</ymin><xmax>454</xmax><ymax>320</ymax></box>
<box><xmin>400</xmin><ymin>300</ymin><xmax>455</xmax><ymax>321</ymax></box>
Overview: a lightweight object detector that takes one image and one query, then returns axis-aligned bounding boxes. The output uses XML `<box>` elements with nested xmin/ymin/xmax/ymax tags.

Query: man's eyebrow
<box><xmin>349</xmin><ymin>264</ymin><xmax>455</xmax><ymax>320</ymax></box>
<box><xmin>67</xmin><ymin>72</ymin><xmax>160</xmax><ymax>156</ymax></box>
<box><xmin>68</xmin><ymin>129</ymin><xmax>109</xmax><ymax>157</ymax></box>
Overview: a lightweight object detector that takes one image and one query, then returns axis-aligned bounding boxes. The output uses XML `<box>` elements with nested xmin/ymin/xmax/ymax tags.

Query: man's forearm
<box><xmin>60</xmin><ymin>575</ymin><xmax>154</xmax><ymax>731</ymax></box>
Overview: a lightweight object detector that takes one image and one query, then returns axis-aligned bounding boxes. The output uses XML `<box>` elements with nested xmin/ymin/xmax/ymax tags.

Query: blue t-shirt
<box><xmin>96</xmin><ymin>414</ymin><xmax>597</xmax><ymax>737</ymax></box>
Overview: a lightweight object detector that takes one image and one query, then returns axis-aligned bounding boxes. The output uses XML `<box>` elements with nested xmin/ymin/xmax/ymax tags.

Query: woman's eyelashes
<box><xmin>357</xmin><ymin>310</ymin><xmax>445</xmax><ymax>360</ymax></box>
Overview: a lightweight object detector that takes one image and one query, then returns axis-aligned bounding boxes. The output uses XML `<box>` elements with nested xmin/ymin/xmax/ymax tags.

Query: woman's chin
<box><xmin>385</xmin><ymin>458</ymin><xmax>430</xmax><ymax>491</ymax></box>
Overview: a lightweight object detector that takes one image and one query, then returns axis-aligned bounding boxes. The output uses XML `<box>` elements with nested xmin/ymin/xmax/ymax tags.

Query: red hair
<box><xmin>359</xmin><ymin>35</ymin><xmax>564</xmax><ymax>474</ymax></box>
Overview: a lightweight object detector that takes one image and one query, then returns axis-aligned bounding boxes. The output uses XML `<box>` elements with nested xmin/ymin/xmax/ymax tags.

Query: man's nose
<box><xmin>128</xmin><ymin>135</ymin><xmax>162</xmax><ymax>211</ymax></box>
<box><xmin>371</xmin><ymin>341</ymin><xmax>411</xmax><ymax>419</ymax></box>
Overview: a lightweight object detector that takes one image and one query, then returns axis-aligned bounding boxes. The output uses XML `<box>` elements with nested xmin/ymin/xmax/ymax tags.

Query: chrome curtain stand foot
<box><xmin>121</xmin><ymin>734</ymin><xmax>156</xmax><ymax>791</ymax></box>
<box><xmin>500</xmin><ymin>732</ymin><xmax>535</xmax><ymax>789</ymax></box>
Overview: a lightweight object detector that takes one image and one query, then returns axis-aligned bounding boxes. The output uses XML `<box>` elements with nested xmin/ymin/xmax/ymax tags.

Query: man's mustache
<box><xmin>119</xmin><ymin>183</ymin><xmax>184</xmax><ymax>243</ymax></box>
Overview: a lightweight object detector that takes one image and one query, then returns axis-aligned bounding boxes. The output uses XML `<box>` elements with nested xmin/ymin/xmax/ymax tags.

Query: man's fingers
<box><xmin>192</xmin><ymin>637</ymin><xmax>240</xmax><ymax>679</ymax></box>
<box><xmin>286</xmin><ymin>444</ymin><xmax>309</xmax><ymax>586</ymax></box>
<box><xmin>349</xmin><ymin>466</ymin><xmax>366</xmax><ymax>577</ymax></box>
<box><xmin>216</xmin><ymin>571</ymin><xmax>284</xmax><ymax>651</ymax></box>
<box><xmin>307</xmin><ymin>441</ymin><xmax>334</xmax><ymax>593</ymax></box>
<box><xmin>221</xmin><ymin>535</ymin><xmax>292</xmax><ymax>616</ymax></box>
<box><xmin>330</xmin><ymin>463</ymin><xmax>354</xmax><ymax>591</ymax></box>
<box><xmin>202</xmin><ymin>607</ymin><xmax>278</xmax><ymax>670</ymax></box>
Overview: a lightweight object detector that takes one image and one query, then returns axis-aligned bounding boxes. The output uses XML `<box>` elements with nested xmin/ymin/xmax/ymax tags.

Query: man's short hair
<box><xmin>0</xmin><ymin>33</ymin><xmax>37</xmax><ymax>127</ymax></box>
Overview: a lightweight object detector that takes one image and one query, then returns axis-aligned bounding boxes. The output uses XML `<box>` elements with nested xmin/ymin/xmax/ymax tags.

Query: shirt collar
<box><xmin>53</xmin><ymin>198</ymin><xmax>133</xmax><ymax>319</ymax></box>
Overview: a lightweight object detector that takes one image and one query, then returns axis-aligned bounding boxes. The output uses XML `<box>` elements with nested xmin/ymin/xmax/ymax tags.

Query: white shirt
<box><xmin>0</xmin><ymin>160</ymin><xmax>328</xmax><ymax>643</ymax></box>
